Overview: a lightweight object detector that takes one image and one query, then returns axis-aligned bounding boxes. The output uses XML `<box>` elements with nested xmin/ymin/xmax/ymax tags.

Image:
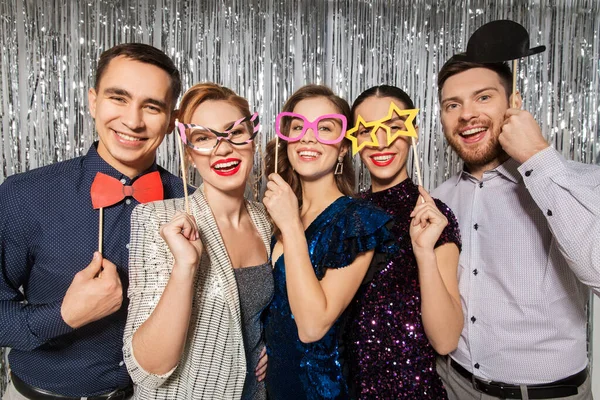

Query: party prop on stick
<box><xmin>175</xmin><ymin>119</ymin><xmax>191</xmax><ymax>214</ymax></box>
<box><xmin>91</xmin><ymin>171</ymin><xmax>164</xmax><ymax>252</ymax></box>
<box><xmin>453</xmin><ymin>20</ymin><xmax>546</xmax><ymax>107</ymax></box>
<box><xmin>274</xmin><ymin>136</ymin><xmax>280</xmax><ymax>174</ymax></box>
<box><xmin>345</xmin><ymin>102</ymin><xmax>422</xmax><ymax>186</ymax></box>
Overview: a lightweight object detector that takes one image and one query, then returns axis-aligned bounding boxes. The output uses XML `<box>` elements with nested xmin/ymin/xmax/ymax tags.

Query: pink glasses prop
<box><xmin>275</xmin><ymin>112</ymin><xmax>348</xmax><ymax>144</ymax></box>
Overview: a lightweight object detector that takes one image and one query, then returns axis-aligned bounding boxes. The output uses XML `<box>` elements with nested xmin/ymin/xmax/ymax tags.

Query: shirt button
<box><xmin>119</xmin><ymin>361</ymin><xmax>124</xmax><ymax>366</ymax></box>
<box><xmin>547</xmin><ymin>209</ymin><xmax>552</xmax><ymax>216</ymax></box>
<box><xmin>525</xmin><ymin>169</ymin><xmax>533</xmax><ymax>177</ymax></box>
<box><xmin>474</xmin><ymin>363</ymin><xmax>480</xmax><ymax>369</ymax></box>
<box><xmin>471</xmin><ymin>316</ymin><xmax>476</xmax><ymax>323</ymax></box>
<box><xmin>120</xmin><ymin>178</ymin><xmax>127</xmax><ymax>184</ymax></box>
<box><xmin>126</xmin><ymin>243</ymin><xmax>130</xmax><ymax>250</ymax></box>
<box><xmin>474</xmin><ymin>223</ymin><xmax>479</xmax><ymax>230</ymax></box>
<box><xmin>473</xmin><ymin>269</ymin><xmax>478</xmax><ymax>276</ymax></box>
<box><xmin>126</xmin><ymin>199</ymin><xmax>132</xmax><ymax>205</ymax></box>
<box><xmin>479</xmin><ymin>182</ymin><xmax>483</xmax><ymax>188</ymax></box>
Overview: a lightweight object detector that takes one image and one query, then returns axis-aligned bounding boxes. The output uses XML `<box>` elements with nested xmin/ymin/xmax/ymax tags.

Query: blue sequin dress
<box><xmin>264</xmin><ymin>196</ymin><xmax>395</xmax><ymax>400</ymax></box>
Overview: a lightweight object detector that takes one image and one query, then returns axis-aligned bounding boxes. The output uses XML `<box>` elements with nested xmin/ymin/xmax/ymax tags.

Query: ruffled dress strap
<box><xmin>310</xmin><ymin>196</ymin><xmax>397</xmax><ymax>280</ymax></box>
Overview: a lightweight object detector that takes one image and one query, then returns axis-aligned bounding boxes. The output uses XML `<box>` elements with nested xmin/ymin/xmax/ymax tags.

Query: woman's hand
<box><xmin>409</xmin><ymin>186</ymin><xmax>448</xmax><ymax>254</ymax></box>
<box><xmin>160</xmin><ymin>211</ymin><xmax>203</xmax><ymax>271</ymax></box>
<box><xmin>263</xmin><ymin>173</ymin><xmax>300</xmax><ymax>232</ymax></box>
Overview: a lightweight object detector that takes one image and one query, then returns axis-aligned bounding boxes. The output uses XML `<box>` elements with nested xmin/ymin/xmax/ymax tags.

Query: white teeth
<box><xmin>461</xmin><ymin>127</ymin><xmax>487</xmax><ymax>136</ymax></box>
<box><xmin>116</xmin><ymin>131</ymin><xmax>142</xmax><ymax>141</ymax></box>
<box><xmin>373</xmin><ymin>155</ymin><xmax>393</xmax><ymax>162</ymax></box>
<box><xmin>214</xmin><ymin>160</ymin><xmax>240</xmax><ymax>169</ymax></box>
<box><xmin>298</xmin><ymin>151</ymin><xmax>320</xmax><ymax>158</ymax></box>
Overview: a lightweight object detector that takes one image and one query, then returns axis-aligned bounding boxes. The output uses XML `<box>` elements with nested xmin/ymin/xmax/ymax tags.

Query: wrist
<box><xmin>279</xmin><ymin>218</ymin><xmax>303</xmax><ymax>237</ymax></box>
<box><xmin>170</xmin><ymin>262</ymin><xmax>198</xmax><ymax>282</ymax></box>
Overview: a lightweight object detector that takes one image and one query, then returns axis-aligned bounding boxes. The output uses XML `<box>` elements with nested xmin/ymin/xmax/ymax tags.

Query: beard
<box><xmin>445</xmin><ymin>122</ymin><xmax>506</xmax><ymax>169</ymax></box>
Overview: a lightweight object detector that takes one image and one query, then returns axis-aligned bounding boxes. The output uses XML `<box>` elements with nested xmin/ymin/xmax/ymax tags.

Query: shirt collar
<box><xmin>455</xmin><ymin>157</ymin><xmax>522</xmax><ymax>185</ymax></box>
<box><xmin>83</xmin><ymin>142</ymin><xmax>159</xmax><ymax>184</ymax></box>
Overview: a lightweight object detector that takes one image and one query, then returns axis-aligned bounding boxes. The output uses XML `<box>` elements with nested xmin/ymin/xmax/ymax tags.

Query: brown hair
<box><xmin>95</xmin><ymin>43</ymin><xmax>181</xmax><ymax>108</ymax></box>
<box><xmin>264</xmin><ymin>84</ymin><xmax>355</xmax><ymax>209</ymax></box>
<box><xmin>178</xmin><ymin>83</ymin><xmax>251</xmax><ymax>124</ymax></box>
<box><xmin>437</xmin><ymin>56</ymin><xmax>512</xmax><ymax>101</ymax></box>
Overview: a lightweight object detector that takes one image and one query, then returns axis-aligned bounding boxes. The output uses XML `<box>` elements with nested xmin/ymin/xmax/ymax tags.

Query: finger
<box><xmin>265</xmin><ymin>180</ymin><xmax>280</xmax><ymax>192</ymax></box>
<box><xmin>505</xmin><ymin>108</ymin><xmax>521</xmax><ymax>117</ymax></box>
<box><xmin>80</xmin><ymin>252</ymin><xmax>104</xmax><ymax>278</ymax></box>
<box><xmin>268</xmin><ymin>173</ymin><xmax>289</xmax><ymax>187</ymax></box>
<box><xmin>413</xmin><ymin>207</ymin><xmax>445</xmax><ymax>228</ymax></box>
<box><xmin>417</xmin><ymin>185</ymin><xmax>434</xmax><ymax>203</ymax></box>
<box><xmin>409</xmin><ymin>201</ymin><xmax>431</xmax><ymax>218</ymax></box>
<box><xmin>99</xmin><ymin>258</ymin><xmax>119</xmax><ymax>277</ymax></box>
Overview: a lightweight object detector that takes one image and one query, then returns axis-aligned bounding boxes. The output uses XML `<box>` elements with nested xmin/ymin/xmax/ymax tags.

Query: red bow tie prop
<box><xmin>90</xmin><ymin>171</ymin><xmax>164</xmax><ymax>209</ymax></box>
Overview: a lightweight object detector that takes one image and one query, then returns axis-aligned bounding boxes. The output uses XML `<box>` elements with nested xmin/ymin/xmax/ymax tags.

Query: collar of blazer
<box><xmin>189</xmin><ymin>184</ymin><xmax>272</xmax><ymax>334</ymax></box>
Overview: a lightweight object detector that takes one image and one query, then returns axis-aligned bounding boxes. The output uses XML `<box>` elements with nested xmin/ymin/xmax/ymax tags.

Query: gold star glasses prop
<box><xmin>345</xmin><ymin>102</ymin><xmax>419</xmax><ymax>156</ymax></box>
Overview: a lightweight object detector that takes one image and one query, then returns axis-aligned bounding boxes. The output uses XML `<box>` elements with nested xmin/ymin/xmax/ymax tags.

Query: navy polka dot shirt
<box><xmin>0</xmin><ymin>143</ymin><xmax>188</xmax><ymax>397</ymax></box>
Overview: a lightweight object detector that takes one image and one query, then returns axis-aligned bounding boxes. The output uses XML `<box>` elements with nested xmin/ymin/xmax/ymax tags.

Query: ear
<box><xmin>166</xmin><ymin>109</ymin><xmax>179</xmax><ymax>135</ymax></box>
<box><xmin>509</xmin><ymin>91</ymin><xmax>523</xmax><ymax>109</ymax></box>
<box><xmin>339</xmin><ymin>143</ymin><xmax>349</xmax><ymax>159</ymax></box>
<box><xmin>88</xmin><ymin>88</ymin><xmax>98</xmax><ymax>119</ymax></box>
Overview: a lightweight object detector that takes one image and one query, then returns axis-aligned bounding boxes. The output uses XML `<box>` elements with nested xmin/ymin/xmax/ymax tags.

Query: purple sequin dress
<box><xmin>345</xmin><ymin>179</ymin><xmax>461</xmax><ymax>399</ymax></box>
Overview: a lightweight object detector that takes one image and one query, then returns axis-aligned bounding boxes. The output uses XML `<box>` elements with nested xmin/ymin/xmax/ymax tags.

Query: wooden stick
<box><xmin>176</xmin><ymin>119</ymin><xmax>190</xmax><ymax>214</ymax></box>
<box><xmin>274</xmin><ymin>136</ymin><xmax>279</xmax><ymax>174</ymax></box>
<box><xmin>512</xmin><ymin>59</ymin><xmax>518</xmax><ymax>108</ymax></box>
<box><xmin>98</xmin><ymin>207</ymin><xmax>103</xmax><ymax>254</ymax></box>
<box><xmin>411</xmin><ymin>137</ymin><xmax>425</xmax><ymax>203</ymax></box>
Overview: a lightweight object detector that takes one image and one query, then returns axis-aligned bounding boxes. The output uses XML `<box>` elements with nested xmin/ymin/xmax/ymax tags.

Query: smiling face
<box><xmin>88</xmin><ymin>56</ymin><xmax>175</xmax><ymax>178</ymax></box>
<box><xmin>354</xmin><ymin>96</ymin><xmax>413</xmax><ymax>191</ymax></box>
<box><xmin>187</xmin><ymin>100</ymin><xmax>255</xmax><ymax>195</ymax></box>
<box><xmin>440</xmin><ymin>67</ymin><xmax>515</xmax><ymax>174</ymax></box>
<box><xmin>285</xmin><ymin>96</ymin><xmax>348</xmax><ymax>182</ymax></box>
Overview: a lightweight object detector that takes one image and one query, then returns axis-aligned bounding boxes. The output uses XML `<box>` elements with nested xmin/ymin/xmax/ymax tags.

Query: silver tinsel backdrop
<box><xmin>0</xmin><ymin>0</ymin><xmax>599</xmax><ymax>392</ymax></box>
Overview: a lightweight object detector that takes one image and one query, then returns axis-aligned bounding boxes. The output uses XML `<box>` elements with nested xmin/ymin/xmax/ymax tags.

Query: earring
<box><xmin>334</xmin><ymin>156</ymin><xmax>344</xmax><ymax>175</ymax></box>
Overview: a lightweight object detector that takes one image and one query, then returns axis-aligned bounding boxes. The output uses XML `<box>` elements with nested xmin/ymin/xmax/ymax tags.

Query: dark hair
<box><xmin>95</xmin><ymin>43</ymin><xmax>182</xmax><ymax>107</ymax></box>
<box><xmin>437</xmin><ymin>56</ymin><xmax>512</xmax><ymax>101</ymax></box>
<box><xmin>264</xmin><ymin>84</ymin><xmax>355</xmax><ymax>208</ymax></box>
<box><xmin>351</xmin><ymin>85</ymin><xmax>415</xmax><ymax>120</ymax></box>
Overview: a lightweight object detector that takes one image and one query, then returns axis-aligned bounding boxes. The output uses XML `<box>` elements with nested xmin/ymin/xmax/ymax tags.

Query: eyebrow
<box><xmin>441</xmin><ymin>86</ymin><xmax>500</xmax><ymax>105</ymax></box>
<box><xmin>386</xmin><ymin>116</ymin><xmax>407</xmax><ymax>123</ymax></box>
<box><xmin>103</xmin><ymin>87</ymin><xmax>168</xmax><ymax>110</ymax></box>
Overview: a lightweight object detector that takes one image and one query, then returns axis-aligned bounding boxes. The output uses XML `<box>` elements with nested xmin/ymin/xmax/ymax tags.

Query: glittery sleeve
<box><xmin>313</xmin><ymin>200</ymin><xmax>396</xmax><ymax>280</ymax></box>
<box><xmin>433</xmin><ymin>198</ymin><xmax>462</xmax><ymax>252</ymax></box>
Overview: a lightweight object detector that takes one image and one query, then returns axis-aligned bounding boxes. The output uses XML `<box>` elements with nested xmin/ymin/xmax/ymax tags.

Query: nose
<box><xmin>121</xmin><ymin>105</ymin><xmax>145</xmax><ymax>131</ymax></box>
<box><xmin>375</xmin><ymin>126</ymin><xmax>388</xmax><ymax>150</ymax></box>
<box><xmin>300</xmin><ymin>126</ymin><xmax>317</xmax><ymax>143</ymax></box>
<box><xmin>459</xmin><ymin>101</ymin><xmax>477</xmax><ymax>122</ymax></box>
<box><xmin>213</xmin><ymin>137</ymin><xmax>234</xmax><ymax>155</ymax></box>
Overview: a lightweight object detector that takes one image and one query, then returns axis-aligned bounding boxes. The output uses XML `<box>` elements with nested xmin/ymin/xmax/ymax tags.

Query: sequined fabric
<box><xmin>264</xmin><ymin>196</ymin><xmax>395</xmax><ymax>400</ymax></box>
<box><xmin>345</xmin><ymin>179</ymin><xmax>461</xmax><ymax>399</ymax></box>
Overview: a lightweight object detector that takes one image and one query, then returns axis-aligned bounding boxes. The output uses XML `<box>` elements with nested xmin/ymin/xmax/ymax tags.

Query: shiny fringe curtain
<box><xmin>0</xmin><ymin>0</ymin><xmax>599</xmax><ymax>392</ymax></box>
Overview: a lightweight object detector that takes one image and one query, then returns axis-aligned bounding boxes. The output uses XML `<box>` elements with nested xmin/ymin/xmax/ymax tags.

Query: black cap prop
<box><xmin>454</xmin><ymin>20</ymin><xmax>546</xmax><ymax>63</ymax></box>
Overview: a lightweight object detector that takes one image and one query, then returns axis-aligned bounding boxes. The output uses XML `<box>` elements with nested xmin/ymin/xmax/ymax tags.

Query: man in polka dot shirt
<box><xmin>0</xmin><ymin>43</ymin><xmax>189</xmax><ymax>399</ymax></box>
<box><xmin>433</xmin><ymin>57</ymin><xmax>600</xmax><ymax>399</ymax></box>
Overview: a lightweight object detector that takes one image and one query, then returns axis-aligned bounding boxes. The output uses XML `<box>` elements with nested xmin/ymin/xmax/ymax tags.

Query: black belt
<box><xmin>11</xmin><ymin>373</ymin><xmax>133</xmax><ymax>400</ymax></box>
<box><xmin>450</xmin><ymin>359</ymin><xmax>587</xmax><ymax>399</ymax></box>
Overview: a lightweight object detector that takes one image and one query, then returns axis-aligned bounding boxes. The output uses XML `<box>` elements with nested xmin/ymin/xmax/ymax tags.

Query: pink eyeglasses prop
<box><xmin>275</xmin><ymin>112</ymin><xmax>348</xmax><ymax>145</ymax></box>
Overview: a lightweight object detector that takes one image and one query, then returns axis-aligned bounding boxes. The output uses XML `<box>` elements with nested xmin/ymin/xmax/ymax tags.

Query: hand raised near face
<box><xmin>160</xmin><ymin>211</ymin><xmax>203</xmax><ymax>274</ymax></box>
<box><xmin>262</xmin><ymin>173</ymin><xmax>300</xmax><ymax>231</ymax></box>
<box><xmin>409</xmin><ymin>186</ymin><xmax>448</xmax><ymax>255</ymax></box>
<box><xmin>61</xmin><ymin>252</ymin><xmax>123</xmax><ymax>328</ymax></box>
<box><xmin>499</xmin><ymin>108</ymin><xmax>549</xmax><ymax>164</ymax></box>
